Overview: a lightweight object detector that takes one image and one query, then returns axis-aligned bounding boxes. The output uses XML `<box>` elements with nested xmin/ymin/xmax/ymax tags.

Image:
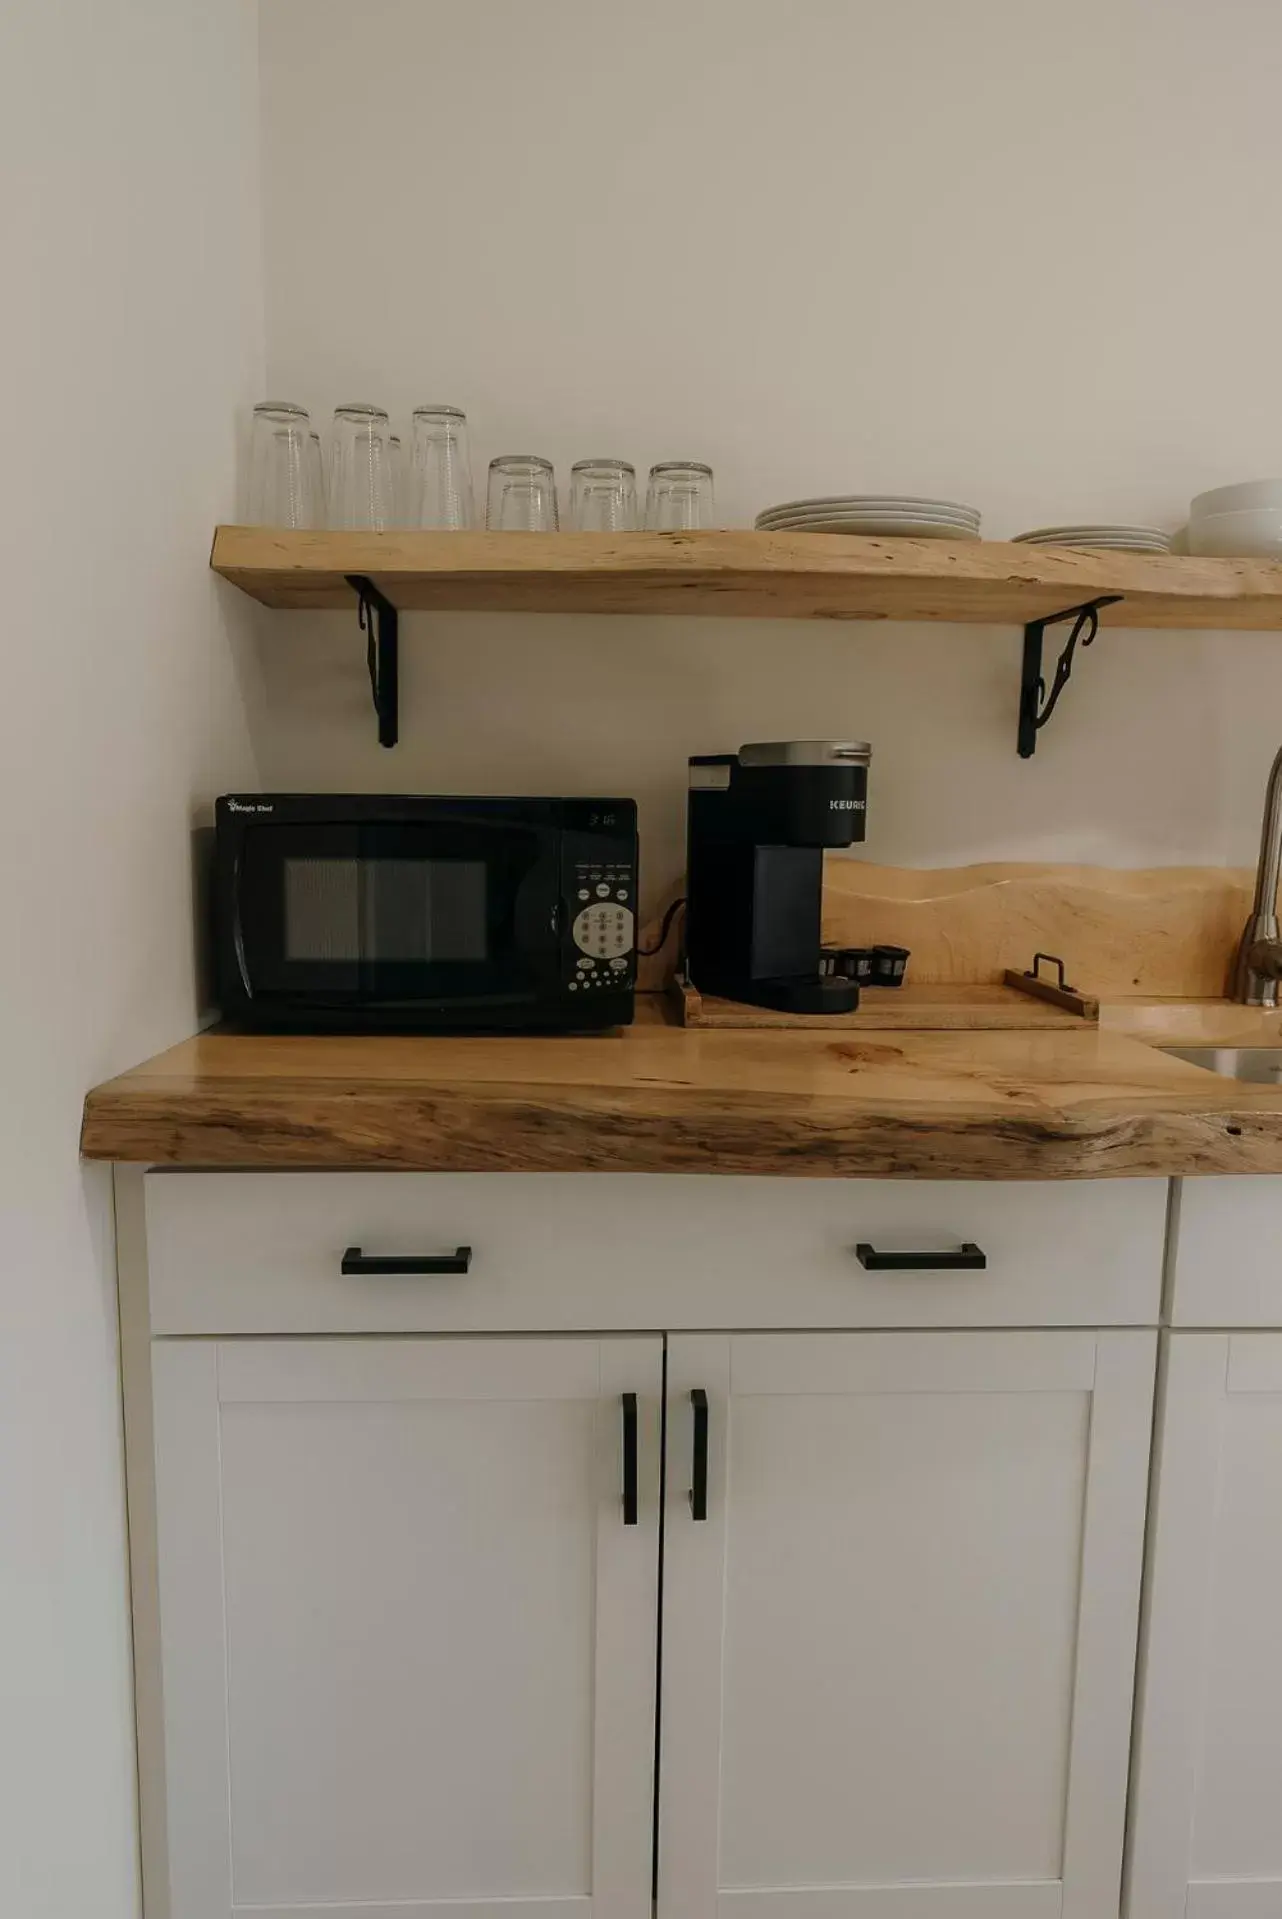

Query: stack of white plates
<box><xmin>1012</xmin><ymin>524</ymin><xmax>1173</xmax><ymax>554</ymax></box>
<box><xmin>755</xmin><ymin>495</ymin><xmax>981</xmax><ymax>540</ymax></box>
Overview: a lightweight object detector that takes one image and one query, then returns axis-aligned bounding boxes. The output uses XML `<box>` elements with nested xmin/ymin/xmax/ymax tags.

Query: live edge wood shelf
<box><xmin>211</xmin><ymin>525</ymin><xmax>1282</xmax><ymax>627</ymax></box>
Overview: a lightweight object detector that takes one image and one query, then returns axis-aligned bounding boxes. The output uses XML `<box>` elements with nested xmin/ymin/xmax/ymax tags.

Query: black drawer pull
<box><xmin>621</xmin><ymin>1393</ymin><xmax>638</xmax><ymax>1526</ymax></box>
<box><xmin>689</xmin><ymin>1388</ymin><xmax>709</xmax><ymax>1521</ymax></box>
<box><xmin>341</xmin><ymin>1246</ymin><xmax>472</xmax><ymax>1276</ymax></box>
<box><xmin>856</xmin><ymin>1242</ymin><xmax>987</xmax><ymax>1272</ymax></box>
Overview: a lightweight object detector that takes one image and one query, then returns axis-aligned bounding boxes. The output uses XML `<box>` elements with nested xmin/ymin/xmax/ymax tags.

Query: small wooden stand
<box><xmin>671</xmin><ymin>975</ymin><xmax>1096</xmax><ymax>1031</ymax></box>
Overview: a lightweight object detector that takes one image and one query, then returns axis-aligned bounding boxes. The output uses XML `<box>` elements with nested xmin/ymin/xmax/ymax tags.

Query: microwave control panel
<box><xmin>565</xmin><ymin>850</ymin><xmax>637</xmax><ymax>996</ymax></box>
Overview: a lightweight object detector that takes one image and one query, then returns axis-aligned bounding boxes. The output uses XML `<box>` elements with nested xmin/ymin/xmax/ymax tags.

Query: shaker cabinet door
<box><xmin>1129</xmin><ymin>1335</ymin><xmax>1282</xmax><ymax>1919</ymax></box>
<box><xmin>659</xmin><ymin>1330</ymin><xmax>1155</xmax><ymax>1919</ymax></box>
<box><xmin>149</xmin><ymin>1336</ymin><xmax>662</xmax><ymax>1919</ymax></box>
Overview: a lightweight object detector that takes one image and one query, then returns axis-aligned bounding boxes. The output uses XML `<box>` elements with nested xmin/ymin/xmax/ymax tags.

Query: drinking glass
<box><xmin>570</xmin><ymin>459</ymin><xmax>637</xmax><ymax>531</ymax></box>
<box><xmin>645</xmin><ymin>460</ymin><xmax>715</xmax><ymax>530</ymax></box>
<box><xmin>246</xmin><ymin>401</ymin><xmax>316</xmax><ymax>527</ymax></box>
<box><xmin>389</xmin><ymin>436</ymin><xmax>405</xmax><ymax>526</ymax></box>
<box><xmin>307</xmin><ymin>432</ymin><xmax>326</xmax><ymax>528</ymax></box>
<box><xmin>410</xmin><ymin>405</ymin><xmax>474</xmax><ymax>528</ymax></box>
<box><xmin>328</xmin><ymin>404</ymin><xmax>395</xmax><ymax>530</ymax></box>
<box><xmin>486</xmin><ymin>455</ymin><xmax>559</xmax><ymax>531</ymax></box>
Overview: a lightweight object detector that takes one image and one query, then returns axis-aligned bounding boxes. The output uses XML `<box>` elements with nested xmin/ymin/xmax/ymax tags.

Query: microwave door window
<box><xmin>284</xmin><ymin>858</ymin><xmax>489</xmax><ymax>965</ymax></box>
<box><xmin>236</xmin><ymin>818</ymin><xmax>555</xmax><ymax>1009</ymax></box>
<box><xmin>369</xmin><ymin>859</ymin><xmax>488</xmax><ymax>962</ymax></box>
<box><xmin>283</xmin><ymin>858</ymin><xmax>360</xmax><ymax>963</ymax></box>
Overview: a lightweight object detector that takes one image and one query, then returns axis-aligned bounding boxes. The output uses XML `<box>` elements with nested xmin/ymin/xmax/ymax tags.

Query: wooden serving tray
<box><xmin>671</xmin><ymin>977</ymin><xmax>1098</xmax><ymax>1031</ymax></box>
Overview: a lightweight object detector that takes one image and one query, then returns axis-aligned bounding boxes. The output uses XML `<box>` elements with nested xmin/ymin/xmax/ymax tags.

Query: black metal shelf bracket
<box><xmin>1017</xmin><ymin>594</ymin><xmax>1123</xmax><ymax>759</ymax></box>
<box><xmin>347</xmin><ymin>574</ymin><xmax>399</xmax><ymax>748</ymax></box>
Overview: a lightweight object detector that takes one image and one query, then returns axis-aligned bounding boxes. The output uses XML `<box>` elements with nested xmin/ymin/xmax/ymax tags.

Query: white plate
<box><xmin>756</xmin><ymin>506</ymin><xmax>974</xmax><ymax>529</ymax></box>
<box><xmin>1015</xmin><ymin>536</ymin><xmax>1172</xmax><ymax>553</ymax></box>
<box><xmin>1021</xmin><ymin>544</ymin><xmax>1171</xmax><ymax>555</ymax></box>
<box><xmin>758</xmin><ymin>496</ymin><xmax>979</xmax><ymax>525</ymax></box>
<box><xmin>758</xmin><ymin>511</ymin><xmax>980</xmax><ymax>533</ymax></box>
<box><xmin>1014</xmin><ymin>539</ymin><xmax>1171</xmax><ymax>553</ymax></box>
<box><xmin>761</xmin><ymin>518</ymin><xmax>981</xmax><ymax>541</ymax></box>
<box><xmin>1014</xmin><ymin>524</ymin><xmax>1172</xmax><ymax>546</ymax></box>
<box><xmin>757</xmin><ymin>508</ymin><xmax>979</xmax><ymax>529</ymax></box>
<box><xmin>759</xmin><ymin>492</ymin><xmax>980</xmax><ymax>517</ymax></box>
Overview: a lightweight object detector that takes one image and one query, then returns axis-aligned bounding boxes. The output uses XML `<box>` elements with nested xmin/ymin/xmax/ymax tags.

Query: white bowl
<box><xmin>1191</xmin><ymin>478</ymin><xmax>1282</xmax><ymax>520</ymax></box>
<box><xmin>1186</xmin><ymin>506</ymin><xmax>1282</xmax><ymax>557</ymax></box>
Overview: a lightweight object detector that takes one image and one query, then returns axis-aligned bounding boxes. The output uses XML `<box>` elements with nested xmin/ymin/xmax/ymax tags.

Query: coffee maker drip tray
<box><xmin>751</xmin><ymin>974</ymin><xmax>861</xmax><ymax>1015</ymax></box>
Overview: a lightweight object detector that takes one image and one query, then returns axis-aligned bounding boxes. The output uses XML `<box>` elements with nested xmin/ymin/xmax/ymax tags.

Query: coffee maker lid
<box><xmin>738</xmin><ymin>740</ymin><xmax>872</xmax><ymax>767</ymax></box>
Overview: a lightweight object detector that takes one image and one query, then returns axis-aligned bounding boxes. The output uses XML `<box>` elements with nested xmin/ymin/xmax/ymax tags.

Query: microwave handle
<box><xmin>229</xmin><ymin>844</ymin><xmax>252</xmax><ymax>999</ymax></box>
<box><xmin>341</xmin><ymin>1246</ymin><xmax>473</xmax><ymax>1276</ymax></box>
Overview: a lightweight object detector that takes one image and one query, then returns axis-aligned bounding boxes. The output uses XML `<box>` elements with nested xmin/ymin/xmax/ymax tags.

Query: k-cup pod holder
<box><xmin>822</xmin><ymin>945</ymin><xmax>910</xmax><ymax>988</ymax></box>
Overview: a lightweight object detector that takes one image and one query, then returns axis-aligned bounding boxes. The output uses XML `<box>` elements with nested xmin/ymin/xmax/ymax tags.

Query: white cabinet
<box><xmin>1129</xmin><ymin>1335</ymin><xmax>1282</xmax><ymax>1919</ymax></box>
<box><xmin>1169</xmin><ymin>1178</ymin><xmax>1282</xmax><ymax>1326</ymax></box>
<box><xmin>120</xmin><ymin>1169</ymin><xmax>1169</xmax><ymax>1919</ymax></box>
<box><xmin>148</xmin><ymin>1335</ymin><xmax>662</xmax><ymax>1919</ymax></box>
<box><xmin>659</xmin><ymin>1330</ymin><xmax>1157</xmax><ymax>1919</ymax></box>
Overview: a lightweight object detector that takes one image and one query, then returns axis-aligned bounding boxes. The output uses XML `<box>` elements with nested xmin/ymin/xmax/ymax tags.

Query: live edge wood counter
<box><xmin>80</xmin><ymin>1017</ymin><xmax>1282</xmax><ymax>1180</ymax></box>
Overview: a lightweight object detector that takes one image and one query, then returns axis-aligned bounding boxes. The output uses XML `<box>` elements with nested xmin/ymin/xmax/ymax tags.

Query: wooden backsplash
<box><xmin>639</xmin><ymin>862</ymin><xmax>1255</xmax><ymax>997</ymax></box>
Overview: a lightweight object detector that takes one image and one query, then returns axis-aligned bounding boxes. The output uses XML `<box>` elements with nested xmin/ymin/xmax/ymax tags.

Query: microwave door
<box><xmin>237</xmin><ymin>820</ymin><xmax>558</xmax><ymax>1010</ymax></box>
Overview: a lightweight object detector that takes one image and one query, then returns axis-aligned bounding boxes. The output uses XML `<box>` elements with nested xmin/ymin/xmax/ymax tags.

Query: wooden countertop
<box><xmin>80</xmin><ymin>1003</ymin><xmax>1282</xmax><ymax>1180</ymax></box>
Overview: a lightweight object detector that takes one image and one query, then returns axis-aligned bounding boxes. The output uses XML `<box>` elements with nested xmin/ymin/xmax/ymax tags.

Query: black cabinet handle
<box><xmin>855</xmin><ymin>1241</ymin><xmax>987</xmax><ymax>1272</ymax></box>
<box><xmin>621</xmin><ymin>1393</ymin><xmax>638</xmax><ymax>1526</ymax></box>
<box><xmin>689</xmin><ymin>1388</ymin><xmax>709</xmax><ymax>1521</ymax></box>
<box><xmin>340</xmin><ymin>1246</ymin><xmax>472</xmax><ymax>1276</ymax></box>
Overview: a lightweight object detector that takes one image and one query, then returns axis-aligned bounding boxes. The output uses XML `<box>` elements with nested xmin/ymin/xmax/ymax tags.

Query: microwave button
<box><xmin>573</xmin><ymin>903</ymin><xmax>635</xmax><ymax>956</ymax></box>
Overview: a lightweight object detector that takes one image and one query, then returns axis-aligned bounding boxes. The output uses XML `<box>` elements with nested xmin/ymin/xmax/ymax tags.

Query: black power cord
<box><xmin>638</xmin><ymin>895</ymin><xmax>686</xmax><ymax>957</ymax></box>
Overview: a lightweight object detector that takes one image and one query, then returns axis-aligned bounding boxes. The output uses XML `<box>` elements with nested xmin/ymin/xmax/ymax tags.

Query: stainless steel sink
<box><xmin>1163</xmin><ymin>1047</ymin><xmax>1282</xmax><ymax>1084</ymax></box>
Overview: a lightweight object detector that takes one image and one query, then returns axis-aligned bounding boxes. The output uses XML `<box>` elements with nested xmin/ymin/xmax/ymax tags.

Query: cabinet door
<box><xmin>1129</xmin><ymin>1335</ymin><xmax>1282</xmax><ymax>1919</ymax></box>
<box><xmin>660</xmin><ymin>1330</ymin><xmax>1155</xmax><ymax>1919</ymax></box>
<box><xmin>150</xmin><ymin>1336</ymin><xmax>661</xmax><ymax>1919</ymax></box>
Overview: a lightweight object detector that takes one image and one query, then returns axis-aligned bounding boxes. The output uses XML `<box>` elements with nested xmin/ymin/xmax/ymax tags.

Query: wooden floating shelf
<box><xmin>212</xmin><ymin>525</ymin><xmax>1282</xmax><ymax>629</ymax></box>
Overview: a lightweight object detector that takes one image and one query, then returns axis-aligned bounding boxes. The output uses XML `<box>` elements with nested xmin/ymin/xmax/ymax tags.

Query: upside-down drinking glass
<box><xmin>307</xmin><ymin>432</ymin><xmax>326</xmax><ymax>529</ymax></box>
<box><xmin>411</xmin><ymin>405</ymin><xmax>474</xmax><ymax>528</ymax></box>
<box><xmin>486</xmin><ymin>454</ymin><xmax>559</xmax><ymax>531</ymax></box>
<box><xmin>389</xmin><ymin>436</ymin><xmax>405</xmax><ymax>526</ymax></box>
<box><xmin>328</xmin><ymin>404</ymin><xmax>395</xmax><ymax>530</ymax></box>
<box><xmin>645</xmin><ymin>460</ymin><xmax>715</xmax><ymax>530</ymax></box>
<box><xmin>570</xmin><ymin>459</ymin><xmax>637</xmax><ymax>531</ymax></box>
<box><xmin>246</xmin><ymin>402</ymin><xmax>317</xmax><ymax>527</ymax></box>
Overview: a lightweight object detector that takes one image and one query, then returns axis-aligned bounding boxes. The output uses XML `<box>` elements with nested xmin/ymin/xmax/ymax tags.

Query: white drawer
<box><xmin>136</xmin><ymin>1172</ymin><xmax>1166</xmax><ymax>1335</ymax></box>
<box><xmin>1170</xmin><ymin>1176</ymin><xmax>1282</xmax><ymax>1325</ymax></box>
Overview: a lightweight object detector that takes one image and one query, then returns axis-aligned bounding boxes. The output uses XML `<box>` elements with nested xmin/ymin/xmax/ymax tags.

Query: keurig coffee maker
<box><xmin>685</xmin><ymin>739</ymin><xmax>872</xmax><ymax>1014</ymax></box>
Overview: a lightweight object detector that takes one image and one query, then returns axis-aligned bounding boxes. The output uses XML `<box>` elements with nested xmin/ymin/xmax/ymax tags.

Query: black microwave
<box><xmin>214</xmin><ymin>794</ymin><xmax>639</xmax><ymax>1032</ymax></box>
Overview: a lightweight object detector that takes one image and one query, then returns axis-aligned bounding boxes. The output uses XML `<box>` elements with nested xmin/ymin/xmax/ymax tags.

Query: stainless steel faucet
<box><xmin>1233</xmin><ymin>744</ymin><xmax>1282</xmax><ymax>1004</ymax></box>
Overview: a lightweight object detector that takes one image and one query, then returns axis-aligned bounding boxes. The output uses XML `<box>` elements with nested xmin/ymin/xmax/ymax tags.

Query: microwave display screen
<box><xmin>284</xmin><ymin>857</ymin><xmax>488</xmax><ymax>964</ymax></box>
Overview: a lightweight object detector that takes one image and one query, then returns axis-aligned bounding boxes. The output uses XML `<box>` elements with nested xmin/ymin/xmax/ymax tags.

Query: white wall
<box><xmin>258</xmin><ymin>0</ymin><xmax>1282</xmax><ymax>902</ymax></box>
<box><xmin>0</xmin><ymin>5</ymin><xmax>262</xmax><ymax>1915</ymax></box>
